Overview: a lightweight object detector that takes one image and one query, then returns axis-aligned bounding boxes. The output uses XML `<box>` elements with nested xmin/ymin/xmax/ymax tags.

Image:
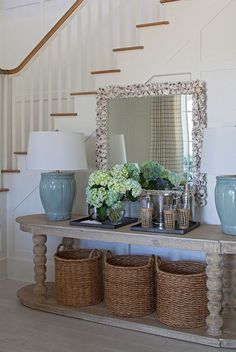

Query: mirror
<box><xmin>96</xmin><ymin>81</ymin><xmax>207</xmax><ymax>206</ymax></box>
<box><xmin>108</xmin><ymin>95</ymin><xmax>193</xmax><ymax>180</ymax></box>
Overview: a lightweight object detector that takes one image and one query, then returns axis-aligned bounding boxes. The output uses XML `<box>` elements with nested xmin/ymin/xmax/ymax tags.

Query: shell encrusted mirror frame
<box><xmin>96</xmin><ymin>80</ymin><xmax>207</xmax><ymax>206</ymax></box>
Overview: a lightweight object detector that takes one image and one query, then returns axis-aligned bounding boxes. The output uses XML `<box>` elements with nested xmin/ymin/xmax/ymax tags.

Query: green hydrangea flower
<box><xmin>110</xmin><ymin>164</ymin><xmax>129</xmax><ymax>179</ymax></box>
<box><xmin>88</xmin><ymin>170</ymin><xmax>111</xmax><ymax>187</ymax></box>
<box><xmin>86</xmin><ymin>164</ymin><xmax>143</xmax><ymax>211</ymax></box>
<box><xmin>140</xmin><ymin>160</ymin><xmax>185</xmax><ymax>190</ymax></box>
<box><xmin>125</xmin><ymin>163</ymin><xmax>140</xmax><ymax>181</ymax></box>
<box><xmin>86</xmin><ymin>186</ymin><xmax>107</xmax><ymax>208</ymax></box>
<box><xmin>140</xmin><ymin>161</ymin><xmax>163</xmax><ymax>181</ymax></box>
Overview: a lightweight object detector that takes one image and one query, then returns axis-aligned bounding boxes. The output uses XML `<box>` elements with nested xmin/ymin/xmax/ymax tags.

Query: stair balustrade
<box><xmin>0</xmin><ymin>0</ymin><xmax>163</xmax><ymax>182</ymax></box>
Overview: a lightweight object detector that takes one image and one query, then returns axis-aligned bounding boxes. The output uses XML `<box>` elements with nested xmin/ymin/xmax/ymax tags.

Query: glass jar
<box><xmin>140</xmin><ymin>196</ymin><xmax>153</xmax><ymax>228</ymax></box>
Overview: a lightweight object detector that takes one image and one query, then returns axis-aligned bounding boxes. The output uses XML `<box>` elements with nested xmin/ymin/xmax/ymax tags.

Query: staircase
<box><xmin>0</xmin><ymin>0</ymin><xmax>165</xmax><ymax>179</ymax></box>
<box><xmin>1</xmin><ymin>0</ymin><xmax>228</xmax><ymax>193</ymax></box>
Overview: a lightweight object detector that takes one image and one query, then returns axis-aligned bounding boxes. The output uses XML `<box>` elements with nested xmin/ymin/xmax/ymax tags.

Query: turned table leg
<box><xmin>222</xmin><ymin>254</ymin><xmax>236</xmax><ymax>316</ymax></box>
<box><xmin>33</xmin><ymin>234</ymin><xmax>47</xmax><ymax>297</ymax></box>
<box><xmin>206</xmin><ymin>253</ymin><xmax>223</xmax><ymax>336</ymax></box>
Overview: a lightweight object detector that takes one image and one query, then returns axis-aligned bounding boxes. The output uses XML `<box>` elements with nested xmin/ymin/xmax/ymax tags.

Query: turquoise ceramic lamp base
<box><xmin>40</xmin><ymin>172</ymin><xmax>76</xmax><ymax>221</ymax></box>
<box><xmin>215</xmin><ymin>175</ymin><xmax>236</xmax><ymax>235</ymax></box>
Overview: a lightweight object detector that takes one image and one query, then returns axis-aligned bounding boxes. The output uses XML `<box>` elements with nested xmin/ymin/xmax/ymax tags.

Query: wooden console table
<box><xmin>16</xmin><ymin>214</ymin><xmax>236</xmax><ymax>349</ymax></box>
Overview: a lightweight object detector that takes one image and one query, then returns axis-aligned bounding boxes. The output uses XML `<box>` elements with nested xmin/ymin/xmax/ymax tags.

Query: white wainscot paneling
<box><xmin>201</xmin><ymin>69</ymin><xmax>236</xmax><ymax>128</ymax></box>
<box><xmin>201</xmin><ymin>0</ymin><xmax>236</xmax><ymax>65</ymax></box>
<box><xmin>55</xmin><ymin>95</ymin><xmax>96</xmax><ymax>137</ymax></box>
<box><xmin>200</xmin><ymin>68</ymin><xmax>236</xmax><ymax>225</ymax></box>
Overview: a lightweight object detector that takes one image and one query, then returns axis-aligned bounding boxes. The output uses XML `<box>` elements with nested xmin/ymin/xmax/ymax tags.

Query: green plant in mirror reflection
<box><xmin>139</xmin><ymin>161</ymin><xmax>186</xmax><ymax>190</ymax></box>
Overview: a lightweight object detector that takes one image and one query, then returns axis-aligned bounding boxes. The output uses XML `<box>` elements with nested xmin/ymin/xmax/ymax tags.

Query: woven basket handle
<box><xmin>104</xmin><ymin>250</ymin><xmax>113</xmax><ymax>264</ymax></box>
<box><xmin>89</xmin><ymin>249</ymin><xmax>100</xmax><ymax>259</ymax></box>
<box><xmin>148</xmin><ymin>254</ymin><xmax>155</xmax><ymax>266</ymax></box>
<box><xmin>56</xmin><ymin>243</ymin><xmax>66</xmax><ymax>254</ymax></box>
<box><xmin>155</xmin><ymin>256</ymin><xmax>162</xmax><ymax>269</ymax></box>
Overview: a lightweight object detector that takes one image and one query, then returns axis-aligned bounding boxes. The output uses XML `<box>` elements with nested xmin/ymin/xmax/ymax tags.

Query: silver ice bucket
<box><xmin>148</xmin><ymin>190</ymin><xmax>174</xmax><ymax>229</ymax></box>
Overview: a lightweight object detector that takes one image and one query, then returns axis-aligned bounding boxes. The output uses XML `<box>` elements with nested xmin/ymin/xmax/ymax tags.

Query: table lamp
<box><xmin>27</xmin><ymin>131</ymin><xmax>87</xmax><ymax>221</ymax></box>
<box><xmin>109</xmin><ymin>134</ymin><xmax>127</xmax><ymax>167</ymax></box>
<box><xmin>201</xmin><ymin>127</ymin><xmax>236</xmax><ymax>235</ymax></box>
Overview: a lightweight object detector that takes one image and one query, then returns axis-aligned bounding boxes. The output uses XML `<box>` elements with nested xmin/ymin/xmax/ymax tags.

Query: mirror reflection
<box><xmin>108</xmin><ymin>95</ymin><xmax>193</xmax><ymax>180</ymax></box>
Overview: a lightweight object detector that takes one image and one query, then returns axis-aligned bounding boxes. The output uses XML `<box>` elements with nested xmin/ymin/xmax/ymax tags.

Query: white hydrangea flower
<box><xmin>86</xmin><ymin>163</ymin><xmax>143</xmax><ymax>210</ymax></box>
<box><xmin>88</xmin><ymin>170</ymin><xmax>111</xmax><ymax>187</ymax></box>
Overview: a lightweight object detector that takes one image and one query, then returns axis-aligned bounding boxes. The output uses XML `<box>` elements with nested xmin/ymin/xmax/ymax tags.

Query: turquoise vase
<box><xmin>40</xmin><ymin>172</ymin><xmax>76</xmax><ymax>221</ymax></box>
<box><xmin>215</xmin><ymin>176</ymin><xmax>236</xmax><ymax>235</ymax></box>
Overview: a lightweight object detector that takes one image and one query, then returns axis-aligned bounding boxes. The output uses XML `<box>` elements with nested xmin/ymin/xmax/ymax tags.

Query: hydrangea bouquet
<box><xmin>86</xmin><ymin>163</ymin><xmax>142</xmax><ymax>221</ymax></box>
<box><xmin>139</xmin><ymin>160</ymin><xmax>184</xmax><ymax>190</ymax></box>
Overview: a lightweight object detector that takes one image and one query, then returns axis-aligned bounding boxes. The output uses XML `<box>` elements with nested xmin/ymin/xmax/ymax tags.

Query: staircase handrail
<box><xmin>0</xmin><ymin>0</ymin><xmax>85</xmax><ymax>75</ymax></box>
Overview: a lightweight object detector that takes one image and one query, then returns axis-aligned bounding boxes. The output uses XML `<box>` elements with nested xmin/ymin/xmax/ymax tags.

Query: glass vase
<box><xmin>107</xmin><ymin>205</ymin><xmax>125</xmax><ymax>225</ymax></box>
<box><xmin>95</xmin><ymin>205</ymin><xmax>108</xmax><ymax>222</ymax></box>
<box><xmin>89</xmin><ymin>205</ymin><xmax>107</xmax><ymax>222</ymax></box>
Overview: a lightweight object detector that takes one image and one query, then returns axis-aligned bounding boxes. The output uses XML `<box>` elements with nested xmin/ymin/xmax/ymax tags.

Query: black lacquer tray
<box><xmin>70</xmin><ymin>216</ymin><xmax>138</xmax><ymax>229</ymax></box>
<box><xmin>130</xmin><ymin>221</ymin><xmax>200</xmax><ymax>235</ymax></box>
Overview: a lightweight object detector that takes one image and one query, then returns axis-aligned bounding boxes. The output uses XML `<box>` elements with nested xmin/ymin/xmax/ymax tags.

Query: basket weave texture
<box><xmin>163</xmin><ymin>209</ymin><xmax>176</xmax><ymax>229</ymax></box>
<box><xmin>156</xmin><ymin>258</ymin><xmax>208</xmax><ymax>328</ymax></box>
<box><xmin>178</xmin><ymin>208</ymin><xmax>190</xmax><ymax>229</ymax></box>
<box><xmin>55</xmin><ymin>246</ymin><xmax>103</xmax><ymax>307</ymax></box>
<box><xmin>104</xmin><ymin>251</ymin><xmax>155</xmax><ymax>317</ymax></box>
<box><xmin>140</xmin><ymin>208</ymin><xmax>153</xmax><ymax>227</ymax></box>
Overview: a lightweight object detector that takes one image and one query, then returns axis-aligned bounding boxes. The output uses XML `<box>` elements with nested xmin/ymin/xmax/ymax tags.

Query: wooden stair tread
<box><xmin>91</xmin><ymin>69</ymin><xmax>121</xmax><ymax>75</ymax></box>
<box><xmin>0</xmin><ymin>188</ymin><xmax>9</xmax><ymax>192</ymax></box>
<box><xmin>113</xmin><ymin>46</ymin><xmax>144</xmax><ymax>52</ymax></box>
<box><xmin>14</xmin><ymin>152</ymin><xmax>27</xmax><ymax>155</ymax></box>
<box><xmin>136</xmin><ymin>21</ymin><xmax>169</xmax><ymax>29</ymax></box>
<box><xmin>161</xmin><ymin>0</ymin><xmax>180</xmax><ymax>3</ymax></box>
<box><xmin>70</xmin><ymin>91</ymin><xmax>97</xmax><ymax>96</ymax></box>
<box><xmin>50</xmin><ymin>112</ymin><xmax>77</xmax><ymax>117</ymax></box>
<box><xmin>1</xmin><ymin>169</ymin><xmax>20</xmax><ymax>173</ymax></box>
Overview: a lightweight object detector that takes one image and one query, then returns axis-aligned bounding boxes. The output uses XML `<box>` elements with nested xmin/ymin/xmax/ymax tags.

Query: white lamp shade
<box><xmin>201</xmin><ymin>127</ymin><xmax>236</xmax><ymax>175</ymax></box>
<box><xmin>109</xmin><ymin>134</ymin><xmax>127</xmax><ymax>166</ymax></box>
<box><xmin>27</xmin><ymin>131</ymin><xmax>88</xmax><ymax>171</ymax></box>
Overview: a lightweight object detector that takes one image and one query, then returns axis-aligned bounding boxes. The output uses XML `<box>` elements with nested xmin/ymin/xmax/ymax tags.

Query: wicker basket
<box><xmin>104</xmin><ymin>251</ymin><xmax>155</xmax><ymax>317</ymax></box>
<box><xmin>55</xmin><ymin>245</ymin><xmax>103</xmax><ymax>307</ymax></box>
<box><xmin>156</xmin><ymin>257</ymin><xmax>208</xmax><ymax>328</ymax></box>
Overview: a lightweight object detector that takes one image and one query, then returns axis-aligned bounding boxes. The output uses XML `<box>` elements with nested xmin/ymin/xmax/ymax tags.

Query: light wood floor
<box><xmin>0</xmin><ymin>280</ymin><xmax>229</xmax><ymax>352</ymax></box>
